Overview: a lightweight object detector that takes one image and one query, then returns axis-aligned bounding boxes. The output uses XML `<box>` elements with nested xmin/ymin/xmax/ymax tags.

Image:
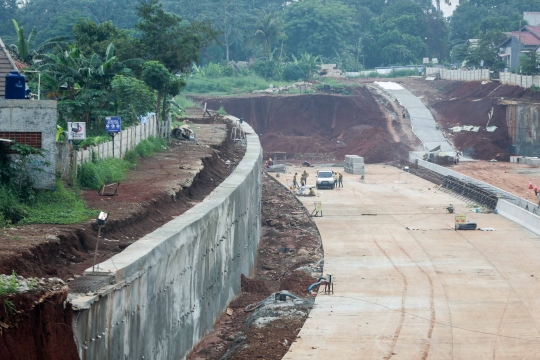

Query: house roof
<box><xmin>510</xmin><ymin>31</ymin><xmax>540</xmax><ymax>46</ymax></box>
<box><xmin>0</xmin><ymin>37</ymin><xmax>18</xmax><ymax>99</ymax></box>
<box><xmin>526</xmin><ymin>25</ymin><xmax>540</xmax><ymax>39</ymax></box>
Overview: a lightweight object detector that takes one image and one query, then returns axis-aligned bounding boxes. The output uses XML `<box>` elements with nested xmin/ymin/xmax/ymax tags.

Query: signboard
<box><xmin>315</xmin><ymin>201</ymin><xmax>322</xmax><ymax>212</ymax></box>
<box><xmin>480</xmin><ymin>60</ymin><xmax>484</xmax><ymax>67</ymax></box>
<box><xmin>432</xmin><ymin>58</ymin><xmax>438</xmax><ymax>64</ymax></box>
<box><xmin>67</xmin><ymin>122</ymin><xmax>86</xmax><ymax>140</ymax></box>
<box><xmin>423</xmin><ymin>58</ymin><xmax>429</xmax><ymax>64</ymax></box>
<box><xmin>105</xmin><ymin>116</ymin><xmax>121</xmax><ymax>133</ymax></box>
<box><xmin>455</xmin><ymin>213</ymin><xmax>466</xmax><ymax>225</ymax></box>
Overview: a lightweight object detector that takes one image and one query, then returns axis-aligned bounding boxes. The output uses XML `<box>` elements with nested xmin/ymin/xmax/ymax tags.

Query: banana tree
<box><xmin>9</xmin><ymin>19</ymin><xmax>68</xmax><ymax>63</ymax></box>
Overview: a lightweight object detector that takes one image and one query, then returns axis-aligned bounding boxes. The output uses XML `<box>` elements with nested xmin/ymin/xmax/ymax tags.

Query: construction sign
<box><xmin>315</xmin><ymin>201</ymin><xmax>322</xmax><ymax>212</ymax></box>
<box><xmin>455</xmin><ymin>214</ymin><xmax>466</xmax><ymax>225</ymax></box>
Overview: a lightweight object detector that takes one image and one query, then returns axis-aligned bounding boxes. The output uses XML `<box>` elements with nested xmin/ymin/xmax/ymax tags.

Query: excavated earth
<box><xmin>188</xmin><ymin>174</ymin><xmax>323</xmax><ymax>360</ymax></box>
<box><xmin>196</xmin><ymin>88</ymin><xmax>420</xmax><ymax>164</ymax></box>
<box><xmin>387</xmin><ymin>78</ymin><xmax>540</xmax><ymax>161</ymax></box>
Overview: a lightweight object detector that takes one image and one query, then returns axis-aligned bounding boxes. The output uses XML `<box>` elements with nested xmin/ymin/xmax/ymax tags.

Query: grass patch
<box><xmin>78</xmin><ymin>158</ymin><xmax>132</xmax><ymax>190</ymax></box>
<box><xmin>79</xmin><ymin>135</ymin><xmax>110</xmax><ymax>148</ymax></box>
<box><xmin>184</xmin><ymin>75</ymin><xmax>293</xmax><ymax>95</ymax></box>
<box><xmin>0</xmin><ymin>182</ymin><xmax>97</xmax><ymax>226</ymax></box>
<box><xmin>176</xmin><ymin>94</ymin><xmax>197</xmax><ymax>109</ymax></box>
<box><xmin>78</xmin><ymin>136</ymin><xmax>167</xmax><ymax>190</ymax></box>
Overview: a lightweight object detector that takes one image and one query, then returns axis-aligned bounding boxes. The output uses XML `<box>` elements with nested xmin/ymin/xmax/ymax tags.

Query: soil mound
<box><xmin>241</xmin><ymin>274</ymin><xmax>270</xmax><ymax>293</ymax></box>
<box><xmin>199</xmin><ymin>89</ymin><xmax>413</xmax><ymax>163</ymax></box>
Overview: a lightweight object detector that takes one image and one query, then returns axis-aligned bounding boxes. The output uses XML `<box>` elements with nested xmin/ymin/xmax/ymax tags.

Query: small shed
<box><xmin>0</xmin><ymin>37</ymin><xmax>17</xmax><ymax>98</ymax></box>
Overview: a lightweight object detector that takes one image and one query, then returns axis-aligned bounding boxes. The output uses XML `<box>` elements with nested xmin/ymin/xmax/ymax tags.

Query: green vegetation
<box><xmin>77</xmin><ymin>136</ymin><xmax>167</xmax><ymax>190</ymax></box>
<box><xmin>0</xmin><ymin>272</ymin><xmax>18</xmax><ymax>296</ymax></box>
<box><xmin>184</xmin><ymin>75</ymin><xmax>292</xmax><ymax>95</ymax></box>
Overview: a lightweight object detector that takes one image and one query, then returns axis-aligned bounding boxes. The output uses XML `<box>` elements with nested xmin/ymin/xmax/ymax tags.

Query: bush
<box><xmin>135</xmin><ymin>139</ymin><xmax>155</xmax><ymax>157</ymax></box>
<box><xmin>124</xmin><ymin>149</ymin><xmax>140</xmax><ymax>164</ymax></box>
<box><xmin>0</xmin><ymin>186</ymin><xmax>28</xmax><ymax>224</ymax></box>
<box><xmin>282</xmin><ymin>64</ymin><xmax>304</xmax><ymax>81</ymax></box>
<box><xmin>252</xmin><ymin>59</ymin><xmax>278</xmax><ymax>79</ymax></box>
<box><xmin>78</xmin><ymin>158</ymin><xmax>132</xmax><ymax>190</ymax></box>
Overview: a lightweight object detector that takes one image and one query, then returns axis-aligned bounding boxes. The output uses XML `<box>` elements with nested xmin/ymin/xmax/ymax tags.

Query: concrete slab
<box><xmin>272</xmin><ymin>166</ymin><xmax>540</xmax><ymax>360</ymax></box>
<box><xmin>375</xmin><ymin>81</ymin><xmax>454</xmax><ymax>153</ymax></box>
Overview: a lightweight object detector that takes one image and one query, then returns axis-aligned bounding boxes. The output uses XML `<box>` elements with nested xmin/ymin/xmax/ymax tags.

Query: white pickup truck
<box><xmin>316</xmin><ymin>170</ymin><xmax>334</xmax><ymax>189</ymax></box>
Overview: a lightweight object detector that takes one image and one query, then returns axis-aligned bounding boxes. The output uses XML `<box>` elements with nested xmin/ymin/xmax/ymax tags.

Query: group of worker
<box><xmin>292</xmin><ymin>170</ymin><xmax>310</xmax><ymax>188</ymax></box>
<box><xmin>333</xmin><ymin>171</ymin><xmax>343</xmax><ymax>188</ymax></box>
<box><xmin>292</xmin><ymin>170</ymin><xmax>343</xmax><ymax>188</ymax></box>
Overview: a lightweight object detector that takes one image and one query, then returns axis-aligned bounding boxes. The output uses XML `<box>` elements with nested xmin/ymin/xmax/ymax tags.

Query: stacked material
<box><xmin>345</xmin><ymin>155</ymin><xmax>364</xmax><ymax>175</ymax></box>
<box><xmin>319</xmin><ymin>64</ymin><xmax>345</xmax><ymax>78</ymax></box>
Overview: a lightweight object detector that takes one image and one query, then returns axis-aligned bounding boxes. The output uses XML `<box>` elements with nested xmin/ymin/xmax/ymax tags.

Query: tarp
<box><xmin>266</xmin><ymin>164</ymin><xmax>286</xmax><ymax>173</ymax></box>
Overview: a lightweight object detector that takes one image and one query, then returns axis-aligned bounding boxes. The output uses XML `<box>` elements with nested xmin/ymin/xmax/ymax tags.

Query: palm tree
<box><xmin>9</xmin><ymin>19</ymin><xmax>68</xmax><ymax>63</ymax></box>
<box><xmin>250</xmin><ymin>11</ymin><xmax>284</xmax><ymax>60</ymax></box>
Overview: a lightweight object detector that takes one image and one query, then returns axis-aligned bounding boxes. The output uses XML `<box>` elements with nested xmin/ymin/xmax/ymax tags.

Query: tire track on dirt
<box><xmin>394</xmin><ymin>241</ymin><xmax>436</xmax><ymax>360</ymax></box>
<box><xmin>373</xmin><ymin>238</ymin><xmax>408</xmax><ymax>360</ymax></box>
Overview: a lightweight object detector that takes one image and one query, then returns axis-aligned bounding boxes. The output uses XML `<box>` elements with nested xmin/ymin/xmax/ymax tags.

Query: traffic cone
<box><xmin>530</xmin><ymin>181</ymin><xmax>534</xmax><ymax>189</ymax></box>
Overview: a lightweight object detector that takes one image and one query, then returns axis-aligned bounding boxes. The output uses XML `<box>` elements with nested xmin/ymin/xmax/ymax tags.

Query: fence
<box><xmin>425</xmin><ymin>67</ymin><xmax>490</xmax><ymax>81</ymax></box>
<box><xmin>75</xmin><ymin>114</ymin><xmax>171</xmax><ymax>165</ymax></box>
<box><xmin>499</xmin><ymin>72</ymin><xmax>540</xmax><ymax>89</ymax></box>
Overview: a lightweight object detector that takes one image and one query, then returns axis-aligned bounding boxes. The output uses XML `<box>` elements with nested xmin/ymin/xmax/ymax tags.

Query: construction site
<box><xmin>5</xmin><ymin>77</ymin><xmax>540</xmax><ymax>360</ymax></box>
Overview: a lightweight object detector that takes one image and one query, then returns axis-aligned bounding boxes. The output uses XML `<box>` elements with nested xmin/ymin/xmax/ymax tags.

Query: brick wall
<box><xmin>0</xmin><ymin>131</ymin><xmax>42</xmax><ymax>153</ymax></box>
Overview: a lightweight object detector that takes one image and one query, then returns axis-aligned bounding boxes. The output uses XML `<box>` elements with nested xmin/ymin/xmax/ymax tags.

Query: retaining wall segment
<box><xmin>416</xmin><ymin>159</ymin><xmax>540</xmax><ymax>234</ymax></box>
<box><xmin>69</xmin><ymin>121</ymin><xmax>262</xmax><ymax>360</ymax></box>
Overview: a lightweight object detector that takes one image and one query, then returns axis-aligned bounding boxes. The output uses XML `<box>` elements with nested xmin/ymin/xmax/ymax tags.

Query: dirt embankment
<box><xmin>0</xmin><ymin>120</ymin><xmax>245</xmax><ymax>280</ymax></box>
<box><xmin>0</xmin><ymin>287</ymin><xmax>78</xmax><ymax>360</ymax></box>
<box><xmin>196</xmin><ymin>89</ymin><xmax>416</xmax><ymax>164</ymax></box>
<box><xmin>398</xmin><ymin>78</ymin><xmax>540</xmax><ymax>160</ymax></box>
<box><xmin>188</xmin><ymin>174</ymin><xmax>323</xmax><ymax>360</ymax></box>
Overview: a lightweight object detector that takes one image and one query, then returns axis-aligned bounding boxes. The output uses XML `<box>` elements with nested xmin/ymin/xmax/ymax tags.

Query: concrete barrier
<box><xmin>496</xmin><ymin>199</ymin><xmax>540</xmax><ymax>237</ymax></box>
<box><xmin>417</xmin><ymin>159</ymin><xmax>540</xmax><ymax>215</ymax></box>
<box><xmin>70</xmin><ymin>120</ymin><xmax>262</xmax><ymax>360</ymax></box>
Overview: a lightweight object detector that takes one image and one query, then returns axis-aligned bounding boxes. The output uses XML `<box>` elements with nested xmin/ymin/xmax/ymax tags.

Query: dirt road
<box><xmin>273</xmin><ymin>166</ymin><xmax>540</xmax><ymax>359</ymax></box>
<box><xmin>454</xmin><ymin>161</ymin><xmax>540</xmax><ymax>203</ymax></box>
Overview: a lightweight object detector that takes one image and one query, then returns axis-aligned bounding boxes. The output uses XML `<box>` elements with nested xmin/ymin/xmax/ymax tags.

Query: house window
<box><xmin>0</xmin><ymin>132</ymin><xmax>42</xmax><ymax>154</ymax></box>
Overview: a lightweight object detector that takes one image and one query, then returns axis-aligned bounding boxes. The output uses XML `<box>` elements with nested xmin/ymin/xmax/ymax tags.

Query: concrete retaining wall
<box><xmin>496</xmin><ymin>199</ymin><xmax>540</xmax><ymax>237</ymax></box>
<box><xmin>70</xmin><ymin>120</ymin><xmax>262</xmax><ymax>360</ymax></box>
<box><xmin>425</xmin><ymin>67</ymin><xmax>490</xmax><ymax>81</ymax></box>
<box><xmin>417</xmin><ymin>159</ymin><xmax>540</xmax><ymax>215</ymax></box>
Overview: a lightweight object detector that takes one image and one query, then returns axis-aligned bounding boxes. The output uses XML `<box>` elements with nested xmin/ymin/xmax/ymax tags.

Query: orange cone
<box><xmin>530</xmin><ymin>181</ymin><xmax>534</xmax><ymax>189</ymax></box>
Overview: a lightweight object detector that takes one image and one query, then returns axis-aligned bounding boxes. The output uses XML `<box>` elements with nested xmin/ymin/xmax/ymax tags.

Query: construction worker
<box><xmin>338</xmin><ymin>172</ymin><xmax>343</xmax><ymax>187</ymax></box>
<box><xmin>333</xmin><ymin>171</ymin><xmax>338</xmax><ymax>188</ymax></box>
<box><xmin>301</xmin><ymin>170</ymin><xmax>309</xmax><ymax>186</ymax></box>
<box><xmin>309</xmin><ymin>187</ymin><xmax>316</xmax><ymax>196</ymax></box>
<box><xmin>435</xmin><ymin>122</ymin><xmax>440</xmax><ymax>130</ymax></box>
<box><xmin>293</xmin><ymin>173</ymin><xmax>298</xmax><ymax>188</ymax></box>
<box><xmin>268</xmin><ymin>158</ymin><xmax>274</xmax><ymax>167</ymax></box>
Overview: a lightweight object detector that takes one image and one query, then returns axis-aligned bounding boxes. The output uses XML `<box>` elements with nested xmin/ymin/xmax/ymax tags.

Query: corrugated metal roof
<box><xmin>0</xmin><ymin>38</ymin><xmax>18</xmax><ymax>99</ymax></box>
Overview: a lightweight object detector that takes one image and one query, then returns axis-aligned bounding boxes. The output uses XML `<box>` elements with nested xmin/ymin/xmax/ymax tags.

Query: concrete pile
<box><xmin>319</xmin><ymin>64</ymin><xmax>345</xmax><ymax>78</ymax></box>
<box><xmin>252</xmin><ymin>82</ymin><xmax>312</xmax><ymax>94</ymax></box>
<box><xmin>344</xmin><ymin>155</ymin><xmax>364</xmax><ymax>175</ymax></box>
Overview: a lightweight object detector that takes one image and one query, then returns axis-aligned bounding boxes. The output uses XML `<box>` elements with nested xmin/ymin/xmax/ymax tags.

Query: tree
<box><xmin>135</xmin><ymin>0</ymin><xmax>216</xmax><ymax>73</ymax></box>
<box><xmin>141</xmin><ymin>61</ymin><xmax>170</xmax><ymax>120</ymax></box>
<box><xmin>111</xmin><ymin>75</ymin><xmax>156</xmax><ymax>124</ymax></box>
<box><xmin>520</xmin><ymin>52</ymin><xmax>539</xmax><ymax>75</ymax></box>
<box><xmin>9</xmin><ymin>19</ymin><xmax>68</xmax><ymax>63</ymax></box>
<box><xmin>73</xmin><ymin>20</ymin><xmax>134</xmax><ymax>61</ymax></box>
<box><xmin>283</xmin><ymin>0</ymin><xmax>354</xmax><ymax>59</ymax></box>
<box><xmin>249</xmin><ymin>10</ymin><xmax>284</xmax><ymax>60</ymax></box>
<box><xmin>465</xmin><ymin>30</ymin><xmax>507</xmax><ymax>70</ymax></box>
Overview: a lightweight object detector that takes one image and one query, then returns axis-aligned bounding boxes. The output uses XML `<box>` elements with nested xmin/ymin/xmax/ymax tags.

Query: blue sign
<box><xmin>105</xmin><ymin>116</ymin><xmax>121</xmax><ymax>133</ymax></box>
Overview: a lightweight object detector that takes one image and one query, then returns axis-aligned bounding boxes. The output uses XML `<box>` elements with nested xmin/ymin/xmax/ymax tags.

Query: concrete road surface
<box><xmin>272</xmin><ymin>166</ymin><xmax>540</xmax><ymax>360</ymax></box>
<box><xmin>376</xmin><ymin>81</ymin><xmax>454</xmax><ymax>153</ymax></box>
